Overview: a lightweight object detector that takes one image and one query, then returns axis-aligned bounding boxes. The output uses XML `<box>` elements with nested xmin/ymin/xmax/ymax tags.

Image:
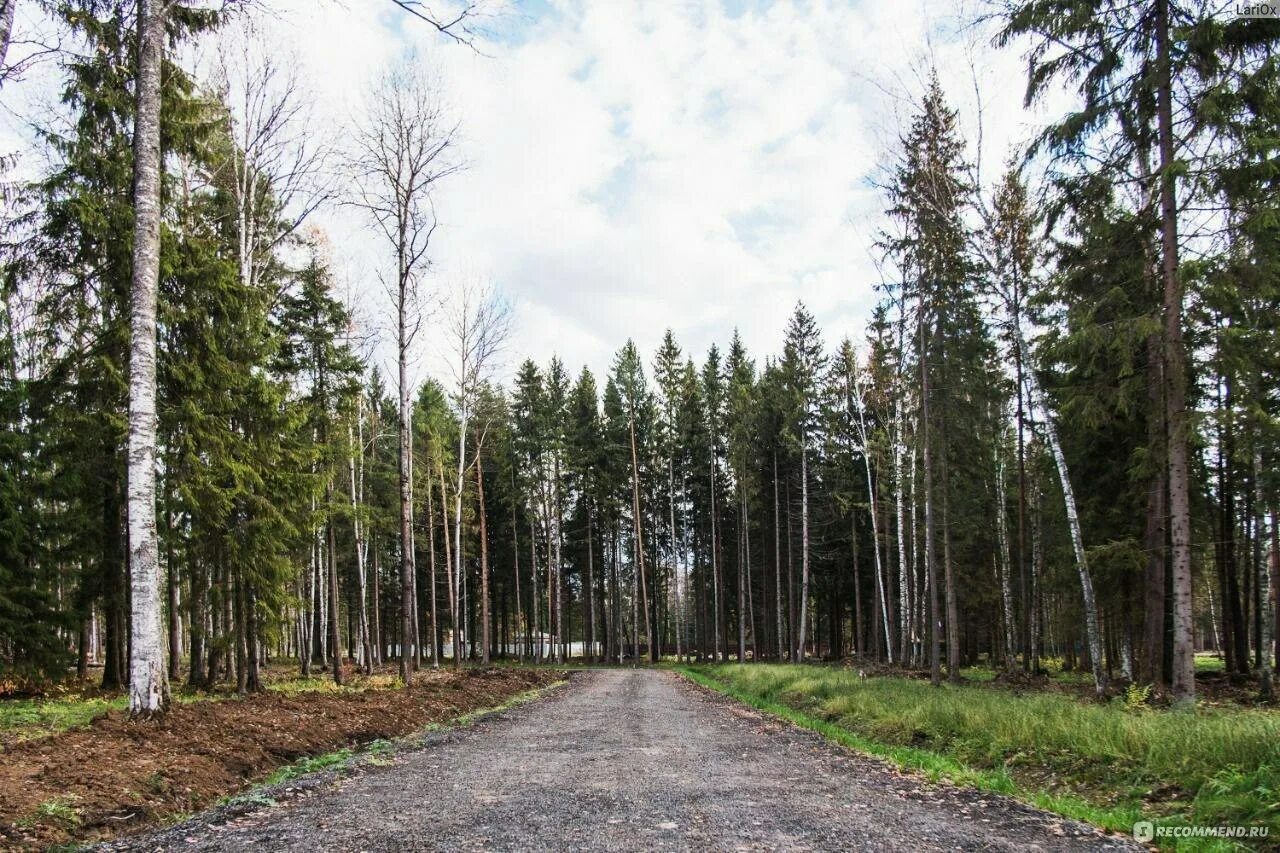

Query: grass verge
<box><xmin>681</xmin><ymin>664</ymin><xmax>1280</xmax><ymax>851</ymax></box>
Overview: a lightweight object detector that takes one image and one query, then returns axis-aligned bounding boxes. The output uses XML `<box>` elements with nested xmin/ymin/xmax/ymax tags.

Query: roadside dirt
<box><xmin>0</xmin><ymin>667</ymin><xmax>560</xmax><ymax>848</ymax></box>
<box><xmin>114</xmin><ymin>668</ymin><xmax>1142</xmax><ymax>852</ymax></box>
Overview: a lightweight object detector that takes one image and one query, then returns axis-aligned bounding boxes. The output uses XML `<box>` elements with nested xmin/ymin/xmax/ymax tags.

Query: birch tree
<box><xmin>352</xmin><ymin>63</ymin><xmax>458</xmax><ymax>686</ymax></box>
<box><xmin>212</xmin><ymin>16</ymin><xmax>332</xmax><ymax>297</ymax></box>
<box><xmin>442</xmin><ymin>282</ymin><xmax>510</xmax><ymax>667</ymax></box>
<box><xmin>849</xmin><ymin>346</ymin><xmax>893</xmax><ymax>658</ymax></box>
<box><xmin>126</xmin><ymin>0</ymin><xmax>169</xmax><ymax>718</ymax></box>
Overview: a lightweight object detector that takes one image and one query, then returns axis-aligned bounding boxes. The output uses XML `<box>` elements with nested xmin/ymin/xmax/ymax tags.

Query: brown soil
<box><xmin>0</xmin><ymin>666</ymin><xmax>561</xmax><ymax>848</ymax></box>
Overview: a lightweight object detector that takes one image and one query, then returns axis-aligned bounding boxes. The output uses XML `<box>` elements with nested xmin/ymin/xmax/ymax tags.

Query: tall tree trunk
<box><xmin>1155</xmin><ymin>0</ymin><xmax>1194</xmax><ymax>709</ymax></box>
<box><xmin>853</xmin><ymin>377</ymin><xmax>892</xmax><ymax>660</ymax></box>
<box><xmin>1142</xmin><ymin>332</ymin><xmax>1168</xmax><ymax>686</ymax></box>
<box><xmin>530</xmin><ymin>515</ymin><xmax>539</xmax><ymax>660</ymax></box>
<box><xmin>773</xmin><ymin>455</ymin><xmax>783</xmax><ymax>660</ymax></box>
<box><xmin>629</xmin><ymin>410</ymin><xmax>653</xmax><ymax>662</ymax></box>
<box><xmin>188</xmin><ymin>554</ymin><xmax>207</xmax><ymax>687</ymax></box>
<box><xmin>126</xmin><ymin>0</ymin><xmax>169</xmax><ymax>717</ymax></box>
<box><xmin>1030</xmin><ymin>476</ymin><xmax>1042</xmax><ymax>672</ymax></box>
<box><xmin>553</xmin><ymin>454</ymin><xmax>564</xmax><ymax>663</ymax></box>
<box><xmin>326</xmin><ymin>478</ymin><xmax>343</xmax><ymax>685</ymax></box>
<box><xmin>397</xmin><ymin>273</ymin><xmax>415</xmax><ymax>684</ymax></box>
<box><xmin>851</xmin><ymin>513</ymin><xmax>863</xmax><ymax>658</ymax></box>
<box><xmin>737</xmin><ymin>476</ymin><xmax>747</xmax><ymax>662</ymax></box>
<box><xmin>453</xmin><ymin>404</ymin><xmax>468</xmax><ymax>669</ymax></box>
<box><xmin>941</xmin><ymin>430</ymin><xmax>959</xmax><ymax>682</ymax></box>
<box><xmin>1013</xmin><ymin>274</ymin><xmax>1030</xmax><ymax>673</ymax></box>
<box><xmin>510</xmin><ymin>464</ymin><xmax>522</xmax><ymax>663</ymax></box>
<box><xmin>245</xmin><ymin>584</ymin><xmax>261</xmax><ymax>692</ymax></box>
<box><xmin>920</xmin><ymin>297</ymin><xmax>940</xmax><ymax>687</ymax></box>
<box><xmin>744</xmin><ymin>478</ymin><xmax>755</xmax><ymax>661</ymax></box>
<box><xmin>670</xmin><ymin>461</ymin><xmax>682</xmax><ymax>662</ymax></box>
<box><xmin>348</xmin><ymin>417</ymin><xmax>374</xmax><ymax>674</ymax></box>
<box><xmin>995</xmin><ymin>424</ymin><xmax>1017</xmax><ymax>671</ymax></box>
<box><xmin>797</xmin><ymin>436</ymin><xmax>811</xmax><ymax>663</ymax></box>
<box><xmin>167</xmin><ymin>522</ymin><xmax>181</xmax><ymax>681</ymax></box>
<box><xmin>894</xmin><ymin>414</ymin><xmax>911</xmax><ymax>666</ymax></box>
<box><xmin>710</xmin><ymin>454</ymin><xmax>721</xmax><ymax>662</ymax></box>
<box><xmin>476</xmin><ymin>442</ymin><xmax>491</xmax><ymax>664</ymax></box>
<box><xmin>586</xmin><ymin>498</ymin><xmax>596</xmax><ymax>663</ymax></box>
<box><xmin>0</xmin><ymin>0</ymin><xmax>15</xmax><ymax>81</ymax></box>
<box><xmin>1018</xmin><ymin>335</ymin><xmax>1107</xmax><ymax>699</ymax></box>
<box><xmin>1263</xmin><ymin>506</ymin><xmax>1277</xmax><ymax>701</ymax></box>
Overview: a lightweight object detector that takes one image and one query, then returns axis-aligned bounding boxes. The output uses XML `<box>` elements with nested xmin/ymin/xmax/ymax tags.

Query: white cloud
<box><xmin>5</xmin><ymin>0</ymin><xmax>1069</xmax><ymax>388</ymax></box>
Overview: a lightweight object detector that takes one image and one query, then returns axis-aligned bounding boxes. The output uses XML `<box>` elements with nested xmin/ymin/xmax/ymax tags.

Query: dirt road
<box><xmin>116</xmin><ymin>669</ymin><xmax>1138</xmax><ymax>851</ymax></box>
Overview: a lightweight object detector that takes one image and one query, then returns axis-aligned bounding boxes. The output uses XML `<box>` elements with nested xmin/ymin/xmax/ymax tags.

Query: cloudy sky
<box><xmin>4</xmin><ymin>0</ymin><xmax>1064</xmax><ymax>386</ymax></box>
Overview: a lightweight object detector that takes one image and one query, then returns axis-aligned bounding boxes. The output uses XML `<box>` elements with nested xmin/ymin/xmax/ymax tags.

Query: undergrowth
<box><xmin>684</xmin><ymin>664</ymin><xmax>1280</xmax><ymax>851</ymax></box>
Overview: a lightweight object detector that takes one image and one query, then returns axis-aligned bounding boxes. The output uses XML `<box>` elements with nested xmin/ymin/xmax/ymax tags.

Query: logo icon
<box><xmin>1133</xmin><ymin>821</ymin><xmax>1155</xmax><ymax>843</ymax></box>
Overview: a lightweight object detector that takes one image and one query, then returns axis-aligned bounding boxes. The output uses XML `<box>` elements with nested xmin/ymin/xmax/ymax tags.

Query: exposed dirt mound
<box><xmin>0</xmin><ymin>667</ymin><xmax>561</xmax><ymax>848</ymax></box>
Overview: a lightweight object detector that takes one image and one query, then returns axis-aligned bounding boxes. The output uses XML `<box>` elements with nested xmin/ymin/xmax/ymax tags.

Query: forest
<box><xmin>0</xmin><ymin>0</ymin><xmax>1277</xmax><ymax>715</ymax></box>
<box><xmin>1</xmin><ymin>0</ymin><xmax>1279</xmax><ymax>846</ymax></box>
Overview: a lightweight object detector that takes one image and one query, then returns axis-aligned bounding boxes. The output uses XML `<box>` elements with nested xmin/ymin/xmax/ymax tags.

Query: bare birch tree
<box><xmin>441</xmin><ymin>282</ymin><xmax>510</xmax><ymax>668</ymax></box>
<box><xmin>211</xmin><ymin>16</ymin><xmax>333</xmax><ymax>296</ymax></box>
<box><xmin>352</xmin><ymin>63</ymin><xmax>458</xmax><ymax>686</ymax></box>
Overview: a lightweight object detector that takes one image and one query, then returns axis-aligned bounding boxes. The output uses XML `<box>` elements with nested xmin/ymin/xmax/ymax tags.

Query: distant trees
<box><xmin>0</xmin><ymin>1</ymin><xmax>1276</xmax><ymax>715</ymax></box>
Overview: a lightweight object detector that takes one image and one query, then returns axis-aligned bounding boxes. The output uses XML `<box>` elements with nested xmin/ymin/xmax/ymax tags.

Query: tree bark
<box><xmin>995</xmin><ymin>426</ymin><xmax>1017</xmax><ymax>671</ymax></box>
<box><xmin>127</xmin><ymin>0</ymin><xmax>170</xmax><ymax>717</ymax></box>
<box><xmin>920</xmin><ymin>294</ymin><xmax>940</xmax><ymax>687</ymax></box>
<box><xmin>326</xmin><ymin>477</ymin><xmax>343</xmax><ymax>686</ymax></box>
<box><xmin>0</xmin><ymin>0</ymin><xmax>16</xmax><ymax>82</ymax></box>
<box><xmin>1019</xmin><ymin>335</ymin><xmax>1107</xmax><ymax>699</ymax></box>
<box><xmin>773</xmin><ymin>454</ymin><xmax>784</xmax><ymax>660</ymax></box>
<box><xmin>476</xmin><ymin>442</ymin><xmax>491</xmax><ymax>664</ymax></box>
<box><xmin>1155</xmin><ymin>0</ymin><xmax>1194</xmax><ymax>709</ymax></box>
<box><xmin>629</xmin><ymin>409</ymin><xmax>653</xmax><ymax>662</ymax></box>
<box><xmin>1142</xmin><ymin>332</ymin><xmax>1168</xmax><ymax>687</ymax></box>
<box><xmin>797</xmin><ymin>436</ymin><xmax>811</xmax><ymax>663</ymax></box>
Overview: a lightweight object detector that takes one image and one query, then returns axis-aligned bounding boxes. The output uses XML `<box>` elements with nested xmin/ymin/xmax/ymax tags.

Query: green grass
<box><xmin>0</xmin><ymin>696</ymin><xmax>126</xmax><ymax>740</ymax></box>
<box><xmin>0</xmin><ymin>690</ymin><xmax>227</xmax><ymax>742</ymax></box>
<box><xmin>0</xmin><ymin>669</ymin><xmax>407</xmax><ymax>742</ymax></box>
<box><xmin>261</xmin><ymin>747</ymin><xmax>356</xmax><ymax>786</ymax></box>
<box><xmin>17</xmin><ymin>796</ymin><xmax>81</xmax><ymax>831</ymax></box>
<box><xmin>1196</xmin><ymin>654</ymin><xmax>1228</xmax><ymax>674</ymax></box>
<box><xmin>684</xmin><ymin>664</ymin><xmax>1280</xmax><ymax>850</ymax></box>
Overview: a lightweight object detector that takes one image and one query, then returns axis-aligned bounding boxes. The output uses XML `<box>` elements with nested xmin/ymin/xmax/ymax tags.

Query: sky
<box><xmin>3</xmin><ymin>0</ymin><xmax>1067</xmax><ymax>389</ymax></box>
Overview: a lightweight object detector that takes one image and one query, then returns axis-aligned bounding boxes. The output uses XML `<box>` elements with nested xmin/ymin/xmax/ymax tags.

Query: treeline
<box><xmin>1</xmin><ymin>1</ymin><xmax>1278</xmax><ymax>711</ymax></box>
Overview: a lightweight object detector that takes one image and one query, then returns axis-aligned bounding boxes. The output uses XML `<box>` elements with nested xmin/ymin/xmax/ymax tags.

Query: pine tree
<box><xmin>780</xmin><ymin>302</ymin><xmax>825</xmax><ymax>662</ymax></box>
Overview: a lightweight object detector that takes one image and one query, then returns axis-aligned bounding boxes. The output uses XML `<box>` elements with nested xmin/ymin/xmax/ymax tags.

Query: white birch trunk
<box><xmin>1017</xmin><ymin>331</ymin><xmax>1106</xmax><ymax>698</ymax></box>
<box><xmin>453</xmin><ymin>400</ymin><xmax>468</xmax><ymax>666</ymax></box>
<box><xmin>127</xmin><ymin>0</ymin><xmax>169</xmax><ymax>717</ymax></box>
<box><xmin>994</xmin><ymin>423</ymin><xmax>1017</xmax><ymax>671</ymax></box>
<box><xmin>852</xmin><ymin>366</ymin><xmax>893</xmax><ymax>660</ymax></box>
<box><xmin>348</xmin><ymin>410</ymin><xmax>372</xmax><ymax>672</ymax></box>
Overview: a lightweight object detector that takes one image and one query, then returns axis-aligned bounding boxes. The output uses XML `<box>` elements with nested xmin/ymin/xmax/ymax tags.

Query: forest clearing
<box><xmin>1</xmin><ymin>0</ymin><xmax>1279</xmax><ymax>849</ymax></box>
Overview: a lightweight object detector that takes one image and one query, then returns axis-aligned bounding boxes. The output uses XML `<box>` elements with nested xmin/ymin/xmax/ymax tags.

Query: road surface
<box><xmin>116</xmin><ymin>669</ymin><xmax>1138</xmax><ymax>851</ymax></box>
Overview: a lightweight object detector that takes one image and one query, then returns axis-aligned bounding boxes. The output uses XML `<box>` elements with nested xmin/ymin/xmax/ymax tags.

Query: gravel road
<box><xmin>119</xmin><ymin>669</ymin><xmax>1139</xmax><ymax>851</ymax></box>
